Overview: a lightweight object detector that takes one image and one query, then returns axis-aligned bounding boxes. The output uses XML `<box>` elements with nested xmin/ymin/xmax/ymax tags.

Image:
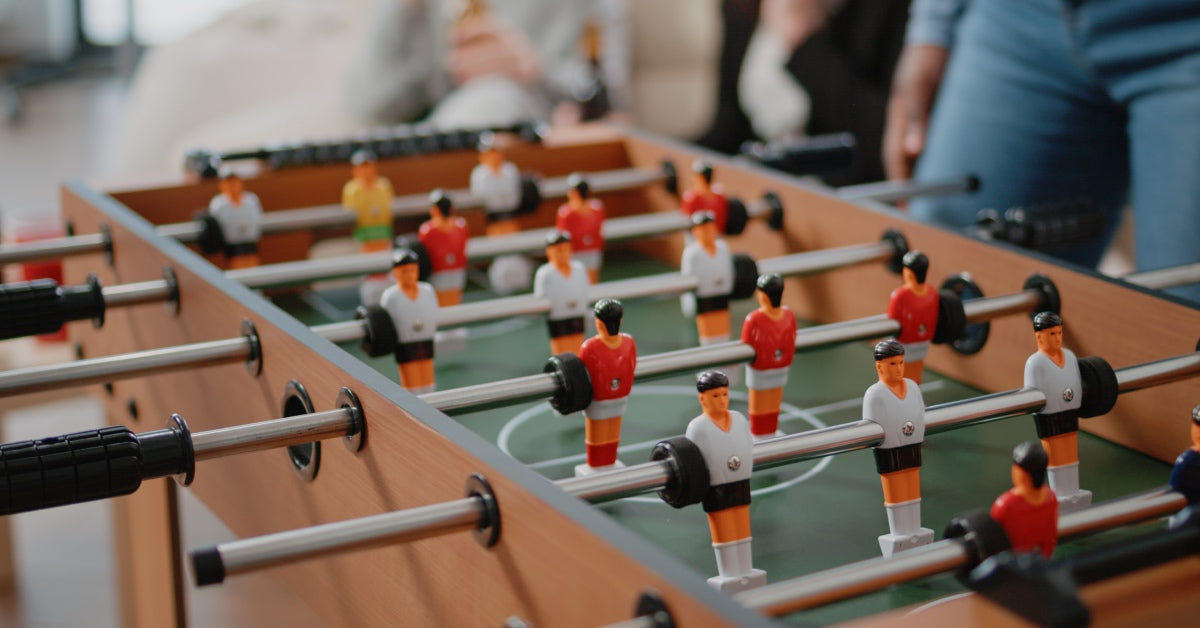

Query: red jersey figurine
<box><xmin>886</xmin><ymin>250</ymin><xmax>939</xmax><ymax>383</ymax></box>
<box><xmin>418</xmin><ymin>189</ymin><xmax>470</xmax><ymax>307</ymax></box>
<box><xmin>740</xmin><ymin>273</ymin><xmax>796</xmax><ymax>438</ymax></box>
<box><xmin>555</xmin><ymin>173</ymin><xmax>606</xmax><ymax>284</ymax></box>
<box><xmin>575</xmin><ymin>299</ymin><xmax>637</xmax><ymax>476</ymax></box>
<box><xmin>681</xmin><ymin>161</ymin><xmax>730</xmax><ymax>234</ymax></box>
<box><xmin>990</xmin><ymin>440</ymin><xmax>1058</xmax><ymax>558</ymax></box>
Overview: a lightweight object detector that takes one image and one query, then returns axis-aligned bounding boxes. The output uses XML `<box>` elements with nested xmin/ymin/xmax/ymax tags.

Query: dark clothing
<box><xmin>697</xmin><ymin>0</ymin><xmax>910</xmax><ymax>185</ymax></box>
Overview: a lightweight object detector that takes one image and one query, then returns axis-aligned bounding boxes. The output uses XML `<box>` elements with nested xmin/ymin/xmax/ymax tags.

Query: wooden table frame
<box><xmin>52</xmin><ymin>127</ymin><xmax>1199</xmax><ymax>627</ymax></box>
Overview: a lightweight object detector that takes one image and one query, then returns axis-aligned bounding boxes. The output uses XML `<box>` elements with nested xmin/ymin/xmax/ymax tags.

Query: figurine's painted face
<box><xmin>546</xmin><ymin>241</ymin><xmax>572</xmax><ymax>267</ymax></box>
<box><xmin>692</xmin><ymin>220</ymin><xmax>718</xmax><ymax>247</ymax></box>
<box><xmin>1035</xmin><ymin>325</ymin><xmax>1064</xmax><ymax>354</ymax></box>
<box><xmin>355</xmin><ymin>160</ymin><xmax>378</xmax><ymax>184</ymax></box>
<box><xmin>693</xmin><ymin>171</ymin><xmax>710</xmax><ymax>192</ymax></box>
<box><xmin>902</xmin><ymin>267</ymin><xmax>921</xmax><ymax>290</ymax></box>
<box><xmin>756</xmin><ymin>289</ymin><xmax>772</xmax><ymax>311</ymax></box>
<box><xmin>699</xmin><ymin>385</ymin><xmax>730</xmax><ymax>418</ymax></box>
<box><xmin>876</xmin><ymin>354</ymin><xmax>906</xmax><ymax>385</ymax></box>
<box><xmin>219</xmin><ymin>176</ymin><xmax>243</xmax><ymax>200</ymax></box>
<box><xmin>567</xmin><ymin>187</ymin><xmax>582</xmax><ymax>206</ymax></box>
<box><xmin>392</xmin><ymin>262</ymin><xmax>419</xmax><ymax>288</ymax></box>
<box><xmin>481</xmin><ymin>148</ymin><xmax>503</xmax><ymax>171</ymax></box>
<box><xmin>1011</xmin><ymin>463</ymin><xmax>1032</xmax><ymax>492</ymax></box>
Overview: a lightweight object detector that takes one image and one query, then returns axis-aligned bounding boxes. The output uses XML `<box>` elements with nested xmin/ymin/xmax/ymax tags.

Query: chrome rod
<box><xmin>836</xmin><ymin>176</ymin><xmax>978</xmax><ymax>204</ymax></box>
<box><xmin>0</xmin><ymin>337</ymin><xmax>252</xmax><ymax>396</ymax></box>
<box><xmin>191</xmin><ymin>409</ymin><xmax>353</xmax><ymax>461</ymax></box>
<box><xmin>735</xmin><ymin>488</ymin><xmax>1187</xmax><ymax>616</ymax></box>
<box><xmin>561</xmin><ymin>351</ymin><xmax>1200</xmax><ymax>505</ymax></box>
<box><xmin>192</xmin><ymin>351</ymin><xmax>1197</xmax><ymax>590</ymax></box>
<box><xmin>0</xmin><ymin>233</ymin><xmax>108</xmax><ymax>265</ymax></box>
<box><xmin>1124</xmin><ymin>263</ymin><xmax>1200</xmax><ymax>291</ymax></box>
<box><xmin>205</xmin><ymin>497</ymin><xmax>484</xmax><ymax>581</ymax></box>
<box><xmin>100</xmin><ymin>279</ymin><xmax>174</xmax><ymax>308</ymax></box>
<box><xmin>757</xmin><ymin>241</ymin><xmax>893</xmax><ymax>278</ymax></box>
<box><xmin>424</xmin><ymin>289</ymin><xmax>1040</xmax><ymax>415</ymax></box>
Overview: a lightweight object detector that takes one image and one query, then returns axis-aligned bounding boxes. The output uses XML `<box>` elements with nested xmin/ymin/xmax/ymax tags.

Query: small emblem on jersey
<box><xmin>413</xmin><ymin>321</ymin><xmax>424</xmax><ymax>332</ymax></box>
<box><xmin>918</xmin><ymin>323</ymin><xmax>927</xmax><ymax>335</ymax></box>
<box><xmin>773</xmin><ymin>349</ymin><xmax>783</xmax><ymax>360</ymax></box>
<box><xmin>1062</xmin><ymin>388</ymin><xmax>1074</xmax><ymax>402</ymax></box>
<box><xmin>609</xmin><ymin>378</ymin><xmax>620</xmax><ymax>390</ymax></box>
<box><xmin>715</xmin><ymin>278</ymin><xmax>725</xmax><ymax>286</ymax></box>
<box><xmin>567</xmin><ymin>299</ymin><xmax>578</xmax><ymax>309</ymax></box>
<box><xmin>584</xmin><ymin>236</ymin><xmax>594</xmax><ymax>245</ymax></box>
<box><xmin>727</xmin><ymin>455</ymin><xmax>741</xmax><ymax>471</ymax></box>
<box><xmin>446</xmin><ymin>254</ymin><xmax>456</xmax><ymax>264</ymax></box>
<box><xmin>902</xmin><ymin>421</ymin><xmax>915</xmax><ymax>436</ymax></box>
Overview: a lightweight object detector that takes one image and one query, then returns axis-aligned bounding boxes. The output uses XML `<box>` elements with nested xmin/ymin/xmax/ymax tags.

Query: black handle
<box><xmin>0</xmin><ymin>417</ymin><xmax>194</xmax><ymax>515</ymax></box>
<box><xmin>739</xmin><ymin>132</ymin><xmax>857</xmax><ymax>176</ymax></box>
<box><xmin>0</xmin><ymin>275</ymin><xmax>105</xmax><ymax>340</ymax></box>
<box><xmin>972</xmin><ymin>199</ymin><xmax>1106</xmax><ymax>250</ymax></box>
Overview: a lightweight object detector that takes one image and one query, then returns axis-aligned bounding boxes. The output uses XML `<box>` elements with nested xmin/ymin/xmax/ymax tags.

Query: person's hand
<box><xmin>448</xmin><ymin>16</ymin><xmax>542</xmax><ymax>86</ymax></box>
<box><xmin>883</xmin><ymin>43</ymin><xmax>950</xmax><ymax>181</ymax></box>
<box><xmin>759</xmin><ymin>0</ymin><xmax>832</xmax><ymax>51</ymax></box>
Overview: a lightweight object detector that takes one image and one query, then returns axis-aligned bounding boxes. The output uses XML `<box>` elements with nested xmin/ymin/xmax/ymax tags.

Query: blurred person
<box><xmin>884</xmin><ymin>0</ymin><xmax>1200</xmax><ymax>299</ymax></box>
<box><xmin>345</xmin><ymin>0</ymin><xmax>628</xmax><ymax>129</ymax></box>
<box><xmin>698</xmin><ymin>0</ymin><xmax>910</xmax><ymax>185</ymax></box>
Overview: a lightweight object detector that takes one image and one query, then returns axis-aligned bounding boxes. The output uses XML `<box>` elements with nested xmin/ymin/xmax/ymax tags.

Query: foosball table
<box><xmin>3</xmin><ymin>127</ymin><xmax>1199</xmax><ymax>626</ymax></box>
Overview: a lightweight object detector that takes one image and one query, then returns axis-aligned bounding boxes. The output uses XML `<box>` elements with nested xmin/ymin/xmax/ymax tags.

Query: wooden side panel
<box><xmin>843</xmin><ymin>556</ymin><xmax>1200</xmax><ymax>627</ymax></box>
<box><xmin>621</xmin><ymin>132</ymin><xmax>1200</xmax><ymax>464</ymax></box>
<box><xmin>60</xmin><ymin>180</ymin><xmax>759</xmax><ymax>627</ymax></box>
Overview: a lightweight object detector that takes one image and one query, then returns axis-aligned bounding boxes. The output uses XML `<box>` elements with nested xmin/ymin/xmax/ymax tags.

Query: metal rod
<box><xmin>423</xmin><ymin>289</ymin><xmax>1035</xmax><ymax>415</ymax></box>
<box><xmin>734</xmin><ymin>488</ymin><xmax>1187</xmax><ymax>616</ymax></box>
<box><xmin>439</xmin><ymin>242</ymin><xmax>898</xmax><ymax>330</ymax></box>
<box><xmin>210</xmin><ymin>496</ymin><xmax>484</xmax><ymax>580</ymax></box>
<box><xmin>836</xmin><ymin>175</ymin><xmax>979</xmax><ymax>204</ymax></box>
<box><xmin>0</xmin><ymin>337</ymin><xmax>252</xmax><ymax>397</ymax></box>
<box><xmin>0</xmin><ymin>233</ymin><xmax>109</xmax><ymax>265</ymax></box>
<box><xmin>1124</xmin><ymin>263</ymin><xmax>1200</xmax><ymax>291</ymax></box>
<box><xmin>191</xmin><ymin>409</ymin><xmax>353</xmax><ymax>462</ymax></box>
<box><xmin>555</xmin><ymin>350</ymin><xmax>1200</xmax><ymax>505</ymax></box>
<box><xmin>100</xmin><ymin>279</ymin><xmax>175</xmax><ymax>308</ymax></box>
<box><xmin>193</xmin><ymin>351</ymin><xmax>1197</xmax><ymax>589</ymax></box>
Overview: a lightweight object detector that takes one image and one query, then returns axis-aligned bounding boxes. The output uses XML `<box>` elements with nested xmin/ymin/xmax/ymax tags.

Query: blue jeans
<box><xmin>911</xmin><ymin>0</ymin><xmax>1200</xmax><ymax>300</ymax></box>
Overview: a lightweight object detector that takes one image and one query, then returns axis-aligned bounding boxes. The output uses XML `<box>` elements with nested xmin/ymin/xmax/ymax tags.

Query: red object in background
<box><xmin>15</xmin><ymin>222</ymin><xmax>67</xmax><ymax>342</ymax></box>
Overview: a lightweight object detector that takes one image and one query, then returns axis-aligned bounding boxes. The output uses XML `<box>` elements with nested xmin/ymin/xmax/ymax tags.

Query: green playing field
<box><xmin>272</xmin><ymin>246</ymin><xmax>1172</xmax><ymax>626</ymax></box>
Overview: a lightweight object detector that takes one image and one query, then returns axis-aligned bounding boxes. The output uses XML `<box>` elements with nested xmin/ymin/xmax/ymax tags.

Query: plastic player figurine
<box><xmin>555</xmin><ymin>173</ymin><xmax>606</xmax><ymax>284</ymax></box>
<box><xmin>470</xmin><ymin>132</ymin><xmax>532</xmax><ymax>294</ymax></box>
<box><xmin>418</xmin><ymin>189</ymin><xmax>470</xmax><ymax>307</ymax></box>
<box><xmin>681</xmin><ymin>212</ymin><xmax>733</xmax><ymax>345</ymax></box>
<box><xmin>1024</xmin><ymin>311</ymin><xmax>1091</xmax><ymax>512</ymax></box>
<box><xmin>208</xmin><ymin>167</ymin><xmax>262</xmax><ymax>269</ymax></box>
<box><xmin>990</xmin><ymin>440</ymin><xmax>1058</xmax><ymax>559</ymax></box>
<box><xmin>681</xmin><ymin>161</ymin><xmax>730</xmax><ymax>234</ymax></box>
<box><xmin>863</xmin><ymin>339</ymin><xmax>934</xmax><ymax>557</ymax></box>
<box><xmin>343</xmin><ymin>149</ymin><xmax>396</xmax><ymax>305</ymax></box>
<box><xmin>575</xmin><ymin>299</ymin><xmax>636</xmax><ymax>476</ymax></box>
<box><xmin>380</xmin><ymin>249</ymin><xmax>438</xmax><ymax>394</ymax></box>
<box><xmin>740</xmin><ymin>273</ymin><xmax>796</xmax><ymax>439</ymax></box>
<box><xmin>886</xmin><ymin>250</ymin><xmax>938</xmax><ymax>384</ymax></box>
<box><xmin>534</xmin><ymin>231</ymin><xmax>589</xmax><ymax>355</ymax></box>
<box><xmin>1169</xmin><ymin>405</ymin><xmax>1200</xmax><ymax>505</ymax></box>
<box><xmin>342</xmin><ymin>149</ymin><xmax>395</xmax><ymax>253</ymax></box>
<box><xmin>686</xmin><ymin>370</ymin><xmax>766</xmax><ymax>593</ymax></box>
<box><xmin>469</xmin><ymin>132</ymin><xmax>522</xmax><ymax>237</ymax></box>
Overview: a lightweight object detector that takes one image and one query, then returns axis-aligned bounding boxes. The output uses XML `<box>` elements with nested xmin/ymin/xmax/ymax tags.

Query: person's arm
<box><xmin>882</xmin><ymin>0</ymin><xmax>965</xmax><ymax>181</ymax></box>
<box><xmin>344</xmin><ymin>0</ymin><xmax>439</xmax><ymax>123</ymax></box>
